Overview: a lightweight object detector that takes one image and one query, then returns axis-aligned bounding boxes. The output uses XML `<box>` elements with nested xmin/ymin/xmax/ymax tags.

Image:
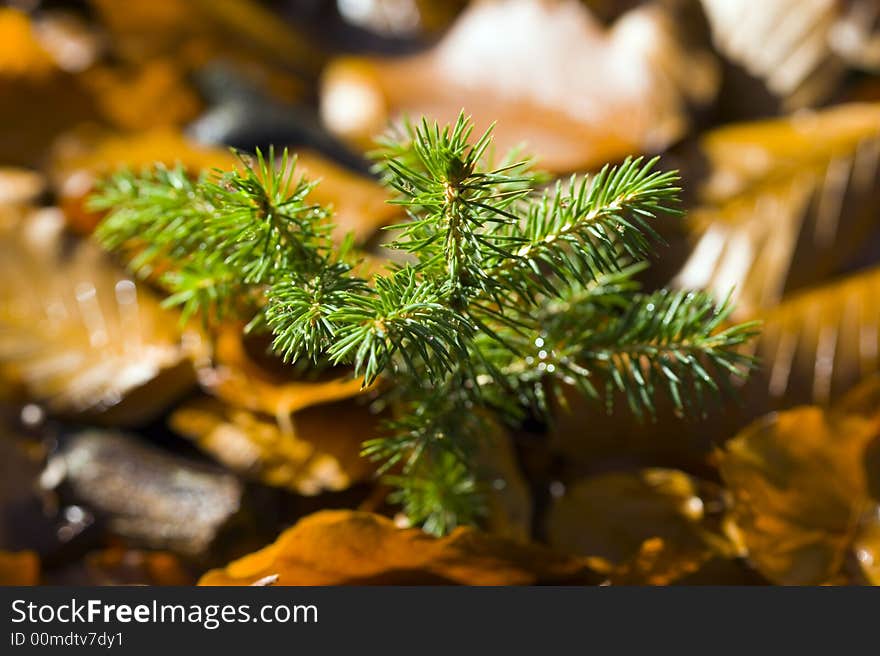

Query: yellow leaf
<box><xmin>673</xmin><ymin>104</ymin><xmax>880</xmax><ymax>319</ymax></box>
<box><xmin>753</xmin><ymin>265</ymin><xmax>880</xmax><ymax>405</ymax></box>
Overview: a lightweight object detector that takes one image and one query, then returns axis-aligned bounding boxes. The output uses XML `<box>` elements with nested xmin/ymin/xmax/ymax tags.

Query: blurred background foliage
<box><xmin>1</xmin><ymin>0</ymin><xmax>880</xmax><ymax>586</ymax></box>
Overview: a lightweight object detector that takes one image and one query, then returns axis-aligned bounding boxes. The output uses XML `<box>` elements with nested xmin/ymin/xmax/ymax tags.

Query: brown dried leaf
<box><xmin>718</xmin><ymin>377</ymin><xmax>880</xmax><ymax>584</ymax></box>
<box><xmin>295</xmin><ymin>150</ymin><xmax>400</xmax><ymax>244</ymax></box>
<box><xmin>0</xmin><ymin>550</ymin><xmax>39</xmax><ymax>585</ymax></box>
<box><xmin>203</xmin><ymin>328</ymin><xmax>367</xmax><ymax>428</ymax></box>
<box><xmin>199</xmin><ymin>509</ymin><xmax>599</xmax><ymax>585</ymax></box>
<box><xmin>80</xmin><ymin>59</ymin><xmax>202</xmax><ymax>131</ymax></box>
<box><xmin>172</xmin><ymin>326</ymin><xmax>381</xmax><ymax>494</ymax></box>
<box><xmin>545</xmin><ymin>469</ymin><xmax>736</xmax><ymax>585</ymax></box>
<box><xmin>320</xmin><ymin>0</ymin><xmax>717</xmax><ymax>171</ymax></box>
<box><xmin>81</xmin><ymin>548</ymin><xmax>194</xmax><ymax>586</ymax></box>
<box><xmin>673</xmin><ymin>104</ymin><xmax>880</xmax><ymax>319</ymax></box>
<box><xmin>752</xmin><ymin>265</ymin><xmax>880</xmax><ymax>406</ymax></box>
<box><xmin>169</xmin><ymin>396</ymin><xmax>376</xmax><ymax>495</ymax></box>
<box><xmin>0</xmin><ymin>210</ymin><xmax>207</xmax><ymax>424</ymax></box>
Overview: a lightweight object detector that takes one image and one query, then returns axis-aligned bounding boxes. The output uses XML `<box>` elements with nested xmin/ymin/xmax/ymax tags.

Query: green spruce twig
<box><xmin>91</xmin><ymin>113</ymin><xmax>760</xmax><ymax>535</ymax></box>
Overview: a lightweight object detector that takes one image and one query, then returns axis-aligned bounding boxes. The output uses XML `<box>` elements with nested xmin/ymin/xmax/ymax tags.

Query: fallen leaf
<box><xmin>0</xmin><ymin>550</ymin><xmax>39</xmax><ymax>585</ymax></box>
<box><xmin>81</xmin><ymin>547</ymin><xmax>194</xmax><ymax>586</ymax></box>
<box><xmin>173</xmin><ymin>325</ymin><xmax>381</xmax><ymax>494</ymax></box>
<box><xmin>295</xmin><ymin>149</ymin><xmax>400</xmax><ymax>243</ymax></box>
<box><xmin>546</xmin><ymin>378</ymin><xmax>754</xmax><ymax>505</ymax></box>
<box><xmin>50</xmin><ymin>126</ymin><xmax>238</xmax><ymax>178</ymax></box>
<box><xmin>169</xmin><ymin>396</ymin><xmax>376</xmax><ymax>495</ymax></box>
<box><xmin>80</xmin><ymin>59</ymin><xmax>202</xmax><ymax>131</ymax></box>
<box><xmin>89</xmin><ymin>0</ymin><xmax>321</xmax><ymax>83</ymax></box>
<box><xmin>320</xmin><ymin>0</ymin><xmax>718</xmax><ymax>171</ymax></box>
<box><xmin>545</xmin><ymin>469</ymin><xmax>736</xmax><ymax>585</ymax></box>
<box><xmin>752</xmin><ymin>265</ymin><xmax>880</xmax><ymax>406</ymax></box>
<box><xmin>673</xmin><ymin>104</ymin><xmax>880</xmax><ymax>319</ymax></box>
<box><xmin>199</xmin><ymin>509</ymin><xmax>599</xmax><ymax>585</ymax></box>
<box><xmin>50</xmin><ymin>127</ymin><xmax>237</xmax><ymax>234</ymax></box>
<box><xmin>203</xmin><ymin>328</ymin><xmax>366</xmax><ymax>424</ymax></box>
<box><xmin>701</xmin><ymin>0</ymin><xmax>880</xmax><ymax>108</ymax></box>
<box><xmin>0</xmin><ymin>8</ymin><xmax>55</xmax><ymax>80</ymax></box>
<box><xmin>601</xmin><ymin>537</ymin><xmax>713</xmax><ymax>586</ymax></box>
<box><xmin>0</xmin><ymin>210</ymin><xmax>207</xmax><ymax>424</ymax></box>
<box><xmin>52</xmin><ymin>131</ymin><xmax>397</xmax><ymax>243</ymax></box>
<box><xmin>718</xmin><ymin>377</ymin><xmax>880</xmax><ymax>584</ymax></box>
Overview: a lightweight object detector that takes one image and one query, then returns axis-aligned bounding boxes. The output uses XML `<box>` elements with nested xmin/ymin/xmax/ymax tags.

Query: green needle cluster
<box><xmin>91</xmin><ymin>113</ymin><xmax>759</xmax><ymax>535</ymax></box>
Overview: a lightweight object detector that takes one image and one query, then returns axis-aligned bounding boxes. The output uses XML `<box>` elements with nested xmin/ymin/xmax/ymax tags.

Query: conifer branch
<box><xmin>91</xmin><ymin>112</ymin><xmax>759</xmax><ymax>535</ymax></box>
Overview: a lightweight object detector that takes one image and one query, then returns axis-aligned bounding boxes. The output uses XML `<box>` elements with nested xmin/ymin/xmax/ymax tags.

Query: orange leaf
<box><xmin>0</xmin><ymin>9</ymin><xmax>55</xmax><ymax>81</ymax></box>
<box><xmin>199</xmin><ymin>510</ymin><xmax>599</xmax><ymax>585</ymax></box>
<box><xmin>0</xmin><ymin>550</ymin><xmax>39</xmax><ymax>585</ymax></box>
<box><xmin>81</xmin><ymin>548</ymin><xmax>194</xmax><ymax>586</ymax></box>
<box><xmin>52</xmin><ymin>130</ymin><xmax>397</xmax><ymax>243</ymax></box>
<box><xmin>205</xmin><ymin>327</ymin><xmax>368</xmax><ymax>427</ymax></box>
